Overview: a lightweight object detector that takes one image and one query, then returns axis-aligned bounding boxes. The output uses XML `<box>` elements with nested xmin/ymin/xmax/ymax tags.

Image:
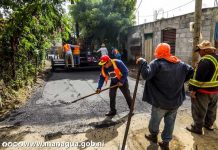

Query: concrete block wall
<box><xmin>127</xmin><ymin>7</ymin><xmax>218</xmax><ymax>64</ymax></box>
<box><xmin>127</xmin><ymin>25</ymin><xmax>144</xmax><ymax>61</ymax></box>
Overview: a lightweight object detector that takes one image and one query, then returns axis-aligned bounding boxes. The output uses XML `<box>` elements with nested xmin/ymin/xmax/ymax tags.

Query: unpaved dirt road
<box><xmin>0</xmin><ymin>70</ymin><xmax>217</xmax><ymax>150</ymax></box>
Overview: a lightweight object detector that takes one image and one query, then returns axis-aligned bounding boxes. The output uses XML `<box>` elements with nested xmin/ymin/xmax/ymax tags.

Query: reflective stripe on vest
<box><xmin>73</xmin><ymin>46</ymin><xmax>80</xmax><ymax>55</ymax></box>
<box><xmin>101</xmin><ymin>59</ymin><xmax>122</xmax><ymax>84</ymax></box>
<box><xmin>64</xmin><ymin>44</ymin><xmax>70</xmax><ymax>53</ymax></box>
<box><xmin>189</xmin><ymin>55</ymin><xmax>218</xmax><ymax>88</ymax></box>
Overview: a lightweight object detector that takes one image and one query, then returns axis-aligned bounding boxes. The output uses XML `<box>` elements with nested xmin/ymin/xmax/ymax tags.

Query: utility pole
<box><xmin>192</xmin><ymin>0</ymin><xmax>202</xmax><ymax>67</ymax></box>
<box><xmin>214</xmin><ymin>0</ymin><xmax>218</xmax><ymax>6</ymax></box>
<box><xmin>138</xmin><ymin>11</ymin><xmax>139</xmax><ymax>25</ymax></box>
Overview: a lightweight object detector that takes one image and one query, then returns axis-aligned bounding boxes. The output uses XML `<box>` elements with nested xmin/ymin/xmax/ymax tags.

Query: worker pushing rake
<box><xmin>95</xmin><ymin>54</ymin><xmax>141</xmax><ymax>150</ymax></box>
<box><xmin>60</xmin><ymin>55</ymin><xmax>133</xmax><ymax>117</ymax></box>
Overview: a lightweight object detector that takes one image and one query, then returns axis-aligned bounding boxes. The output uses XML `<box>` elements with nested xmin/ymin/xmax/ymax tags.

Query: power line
<box><xmin>139</xmin><ymin>0</ymin><xmax>194</xmax><ymax>18</ymax></box>
<box><xmin>135</xmin><ymin>0</ymin><xmax>143</xmax><ymax>12</ymax></box>
<box><xmin>165</xmin><ymin>0</ymin><xmax>194</xmax><ymax>13</ymax></box>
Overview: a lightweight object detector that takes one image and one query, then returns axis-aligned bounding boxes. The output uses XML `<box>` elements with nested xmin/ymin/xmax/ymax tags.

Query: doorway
<box><xmin>162</xmin><ymin>28</ymin><xmax>176</xmax><ymax>55</ymax></box>
<box><xmin>144</xmin><ymin>33</ymin><xmax>153</xmax><ymax>62</ymax></box>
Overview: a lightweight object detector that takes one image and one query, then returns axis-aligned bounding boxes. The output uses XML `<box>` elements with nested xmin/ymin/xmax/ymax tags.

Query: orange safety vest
<box><xmin>73</xmin><ymin>46</ymin><xmax>80</xmax><ymax>55</ymax></box>
<box><xmin>101</xmin><ymin>59</ymin><xmax>122</xmax><ymax>84</ymax></box>
<box><xmin>114</xmin><ymin>49</ymin><xmax>119</xmax><ymax>54</ymax></box>
<box><xmin>63</xmin><ymin>44</ymin><xmax>71</xmax><ymax>53</ymax></box>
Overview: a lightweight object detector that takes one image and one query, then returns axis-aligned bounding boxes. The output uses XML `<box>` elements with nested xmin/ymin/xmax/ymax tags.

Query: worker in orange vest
<box><xmin>73</xmin><ymin>43</ymin><xmax>80</xmax><ymax>66</ymax></box>
<box><xmin>112</xmin><ymin>48</ymin><xmax>121</xmax><ymax>60</ymax></box>
<box><xmin>96</xmin><ymin>55</ymin><xmax>133</xmax><ymax>116</ymax></box>
<box><xmin>63</xmin><ymin>42</ymin><xmax>74</xmax><ymax>68</ymax></box>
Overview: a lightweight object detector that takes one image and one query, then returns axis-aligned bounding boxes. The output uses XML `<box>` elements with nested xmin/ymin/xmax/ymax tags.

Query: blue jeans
<box><xmin>73</xmin><ymin>55</ymin><xmax>80</xmax><ymax>65</ymax></box>
<box><xmin>149</xmin><ymin>106</ymin><xmax>178</xmax><ymax>142</ymax></box>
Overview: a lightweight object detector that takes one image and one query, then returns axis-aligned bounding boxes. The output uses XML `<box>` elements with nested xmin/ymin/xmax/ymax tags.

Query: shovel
<box><xmin>120</xmin><ymin>65</ymin><xmax>142</xmax><ymax>150</ymax></box>
<box><xmin>59</xmin><ymin>84</ymin><xmax>118</xmax><ymax>105</ymax></box>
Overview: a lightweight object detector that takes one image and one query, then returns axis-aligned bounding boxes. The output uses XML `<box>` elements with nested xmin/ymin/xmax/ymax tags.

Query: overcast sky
<box><xmin>135</xmin><ymin>0</ymin><xmax>216</xmax><ymax>25</ymax></box>
<box><xmin>63</xmin><ymin>0</ymin><xmax>217</xmax><ymax>25</ymax></box>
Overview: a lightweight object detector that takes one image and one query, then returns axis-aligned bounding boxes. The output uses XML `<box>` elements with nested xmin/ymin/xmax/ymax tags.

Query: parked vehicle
<box><xmin>51</xmin><ymin>50</ymin><xmax>100</xmax><ymax>71</ymax></box>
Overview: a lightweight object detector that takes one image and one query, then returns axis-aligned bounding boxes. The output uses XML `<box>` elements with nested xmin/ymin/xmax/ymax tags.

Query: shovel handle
<box><xmin>100</xmin><ymin>84</ymin><xmax>118</xmax><ymax>92</ymax></box>
<box><xmin>64</xmin><ymin>84</ymin><xmax>118</xmax><ymax>104</ymax></box>
<box><xmin>121</xmin><ymin>64</ymin><xmax>142</xmax><ymax>150</ymax></box>
<box><xmin>76</xmin><ymin>84</ymin><xmax>118</xmax><ymax>101</ymax></box>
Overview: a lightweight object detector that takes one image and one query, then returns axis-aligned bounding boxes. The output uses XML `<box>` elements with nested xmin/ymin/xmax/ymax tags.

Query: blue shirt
<box><xmin>97</xmin><ymin>59</ymin><xmax>128</xmax><ymax>89</ymax></box>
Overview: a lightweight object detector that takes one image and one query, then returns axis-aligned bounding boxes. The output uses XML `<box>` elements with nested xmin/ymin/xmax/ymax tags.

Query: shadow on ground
<box><xmin>191</xmin><ymin>127</ymin><xmax>218</xmax><ymax>150</ymax></box>
<box><xmin>79</xmin><ymin>115</ymin><xmax>129</xmax><ymax>150</ymax></box>
<box><xmin>0</xmin><ymin>125</ymin><xmax>34</xmax><ymax>149</ymax></box>
<box><xmin>128</xmin><ymin>128</ymin><xmax>184</xmax><ymax>150</ymax></box>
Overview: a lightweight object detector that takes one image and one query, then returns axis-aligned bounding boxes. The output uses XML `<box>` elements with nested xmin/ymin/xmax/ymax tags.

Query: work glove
<box><xmin>117</xmin><ymin>82</ymin><xmax>123</xmax><ymax>87</ymax></box>
<box><xmin>96</xmin><ymin>89</ymin><xmax>101</xmax><ymax>94</ymax></box>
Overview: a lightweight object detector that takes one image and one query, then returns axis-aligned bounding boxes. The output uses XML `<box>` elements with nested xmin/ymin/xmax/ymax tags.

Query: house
<box><xmin>126</xmin><ymin>7</ymin><xmax>218</xmax><ymax>64</ymax></box>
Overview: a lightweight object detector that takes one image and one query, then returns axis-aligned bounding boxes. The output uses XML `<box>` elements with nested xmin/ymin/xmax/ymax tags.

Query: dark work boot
<box><xmin>186</xmin><ymin>124</ymin><xmax>203</xmax><ymax>135</ymax></box>
<box><xmin>159</xmin><ymin>141</ymin><xmax>169</xmax><ymax>150</ymax></box>
<box><xmin>145</xmin><ymin>134</ymin><xmax>158</xmax><ymax>143</ymax></box>
<box><xmin>204</xmin><ymin>125</ymin><xmax>215</xmax><ymax>131</ymax></box>
<box><xmin>105</xmin><ymin>110</ymin><xmax>116</xmax><ymax>116</ymax></box>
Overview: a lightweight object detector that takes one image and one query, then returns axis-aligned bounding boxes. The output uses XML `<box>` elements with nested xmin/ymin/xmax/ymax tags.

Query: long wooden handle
<box><xmin>71</xmin><ymin>84</ymin><xmax>118</xmax><ymax>103</ymax></box>
<box><xmin>121</xmin><ymin>65</ymin><xmax>142</xmax><ymax>150</ymax></box>
<box><xmin>60</xmin><ymin>84</ymin><xmax>118</xmax><ymax>105</ymax></box>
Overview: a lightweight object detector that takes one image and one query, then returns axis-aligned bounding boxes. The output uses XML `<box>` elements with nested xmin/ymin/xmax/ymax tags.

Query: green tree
<box><xmin>70</xmin><ymin>0</ymin><xmax>136</xmax><ymax>49</ymax></box>
<box><xmin>0</xmin><ymin>0</ymin><xmax>71</xmax><ymax>89</ymax></box>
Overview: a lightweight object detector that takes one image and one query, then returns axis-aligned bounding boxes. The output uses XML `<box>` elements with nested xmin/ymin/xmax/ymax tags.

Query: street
<box><xmin>1</xmin><ymin>70</ymin><xmax>217</xmax><ymax>150</ymax></box>
<box><xmin>1</xmin><ymin>1</ymin><xmax>218</xmax><ymax>149</ymax></box>
<box><xmin>0</xmin><ymin>70</ymin><xmax>149</xmax><ymax>136</ymax></box>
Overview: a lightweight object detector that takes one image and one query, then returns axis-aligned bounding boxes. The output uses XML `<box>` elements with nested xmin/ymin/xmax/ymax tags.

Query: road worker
<box><xmin>97</xmin><ymin>43</ymin><xmax>108</xmax><ymax>56</ymax></box>
<box><xmin>63</xmin><ymin>41</ymin><xmax>74</xmax><ymax>68</ymax></box>
<box><xmin>136</xmin><ymin>43</ymin><xmax>193</xmax><ymax>150</ymax></box>
<box><xmin>187</xmin><ymin>40</ymin><xmax>218</xmax><ymax>134</ymax></box>
<box><xmin>96</xmin><ymin>55</ymin><xmax>132</xmax><ymax>116</ymax></box>
<box><xmin>112</xmin><ymin>48</ymin><xmax>121</xmax><ymax>60</ymax></box>
<box><xmin>73</xmin><ymin>43</ymin><xmax>80</xmax><ymax>67</ymax></box>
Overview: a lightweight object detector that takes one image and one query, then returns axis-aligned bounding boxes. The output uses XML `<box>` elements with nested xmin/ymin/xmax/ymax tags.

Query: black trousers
<box><xmin>191</xmin><ymin>92</ymin><xmax>218</xmax><ymax>129</ymax></box>
<box><xmin>109</xmin><ymin>81</ymin><xmax>133</xmax><ymax>112</ymax></box>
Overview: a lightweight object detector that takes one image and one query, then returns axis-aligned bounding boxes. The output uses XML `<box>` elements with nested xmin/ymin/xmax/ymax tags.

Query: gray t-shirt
<box><xmin>97</xmin><ymin>47</ymin><xmax>108</xmax><ymax>56</ymax></box>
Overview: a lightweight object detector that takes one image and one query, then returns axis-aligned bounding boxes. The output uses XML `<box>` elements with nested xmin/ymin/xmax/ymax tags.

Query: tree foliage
<box><xmin>0</xmin><ymin>0</ymin><xmax>70</xmax><ymax>89</ymax></box>
<box><xmin>70</xmin><ymin>0</ymin><xmax>136</xmax><ymax>49</ymax></box>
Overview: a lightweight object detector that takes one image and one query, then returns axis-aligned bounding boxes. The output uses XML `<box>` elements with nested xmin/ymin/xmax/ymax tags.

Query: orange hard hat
<box><xmin>98</xmin><ymin>55</ymin><xmax>110</xmax><ymax>65</ymax></box>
